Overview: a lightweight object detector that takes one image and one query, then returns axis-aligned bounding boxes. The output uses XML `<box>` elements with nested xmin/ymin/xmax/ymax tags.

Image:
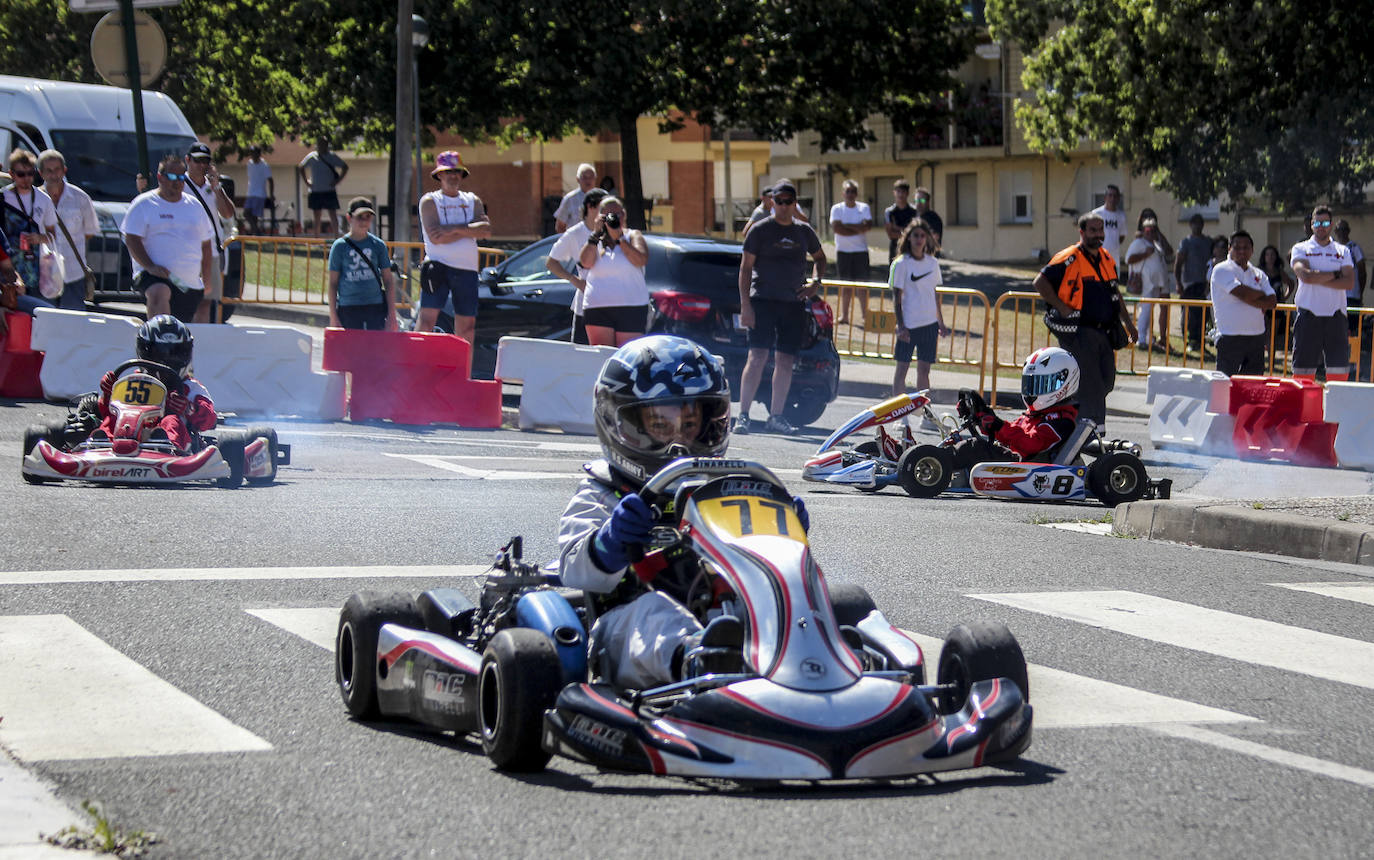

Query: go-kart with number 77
<box><xmin>20</xmin><ymin>359</ymin><xmax>289</xmax><ymax>487</ymax></box>
<box><xmin>335</xmin><ymin>457</ymin><xmax>1033</xmax><ymax>780</ymax></box>
<box><xmin>803</xmin><ymin>389</ymin><xmax>1170</xmax><ymax>505</ymax></box>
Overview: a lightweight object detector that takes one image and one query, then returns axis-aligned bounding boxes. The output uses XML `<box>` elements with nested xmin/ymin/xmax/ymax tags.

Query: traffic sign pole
<box><xmin>118</xmin><ymin>0</ymin><xmax>150</xmax><ymax>180</ymax></box>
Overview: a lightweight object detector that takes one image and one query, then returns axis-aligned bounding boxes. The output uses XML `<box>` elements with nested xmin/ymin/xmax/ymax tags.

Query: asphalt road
<box><xmin>3</xmin><ymin>395</ymin><xmax>1373</xmax><ymax>859</ymax></box>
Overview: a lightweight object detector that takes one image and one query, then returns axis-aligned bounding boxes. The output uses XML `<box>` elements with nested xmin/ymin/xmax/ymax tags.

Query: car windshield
<box><xmin>47</xmin><ymin>129</ymin><xmax>199</xmax><ymax>202</ymax></box>
<box><xmin>501</xmin><ymin>241</ymin><xmax>557</xmax><ymax>282</ymax></box>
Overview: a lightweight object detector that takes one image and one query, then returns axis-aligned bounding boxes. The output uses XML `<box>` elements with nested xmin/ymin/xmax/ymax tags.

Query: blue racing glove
<box><xmin>793</xmin><ymin>495</ymin><xmax>810</xmax><ymax>532</ymax></box>
<box><xmin>591</xmin><ymin>493</ymin><xmax>655</xmax><ymax>572</ymax></box>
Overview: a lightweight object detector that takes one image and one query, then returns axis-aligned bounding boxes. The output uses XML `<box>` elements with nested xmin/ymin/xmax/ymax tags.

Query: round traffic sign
<box><xmin>90</xmin><ymin>10</ymin><xmax>167</xmax><ymax>88</ymax></box>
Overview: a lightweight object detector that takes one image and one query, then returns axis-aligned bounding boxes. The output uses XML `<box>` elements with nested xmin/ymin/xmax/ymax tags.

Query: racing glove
<box><xmin>99</xmin><ymin>370</ymin><xmax>116</xmax><ymax>396</ymax></box>
<box><xmin>793</xmin><ymin>495</ymin><xmax>810</xmax><ymax>532</ymax></box>
<box><xmin>590</xmin><ymin>493</ymin><xmax>655</xmax><ymax>572</ymax></box>
<box><xmin>165</xmin><ymin>390</ymin><xmax>189</xmax><ymax>416</ymax></box>
<box><xmin>978</xmin><ymin>412</ymin><xmax>1005</xmax><ymax>436</ymax></box>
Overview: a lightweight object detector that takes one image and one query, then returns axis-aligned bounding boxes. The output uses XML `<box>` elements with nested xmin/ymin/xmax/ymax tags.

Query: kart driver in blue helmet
<box><xmin>558</xmin><ymin>335</ymin><xmax>809</xmax><ymax>689</ymax></box>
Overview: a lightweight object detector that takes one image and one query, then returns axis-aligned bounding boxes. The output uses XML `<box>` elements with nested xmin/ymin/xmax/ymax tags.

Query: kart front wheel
<box><xmin>215</xmin><ymin>429</ymin><xmax>247</xmax><ymax>488</ymax></box>
<box><xmin>21</xmin><ymin>421</ymin><xmax>66</xmax><ymax>484</ymax></box>
<box><xmin>336</xmin><ymin>591</ymin><xmax>422</xmax><ymax>719</ymax></box>
<box><xmin>937</xmin><ymin>622</ymin><xmax>1029</xmax><ymax>716</ymax></box>
<box><xmin>1088</xmin><ymin>452</ymin><xmax>1148</xmax><ymax>506</ymax></box>
<box><xmin>853</xmin><ymin>441</ymin><xmax>883</xmax><ymax>493</ymax></box>
<box><xmin>829</xmin><ymin>583</ymin><xmax>878</xmax><ymax>627</ymax></box>
<box><xmin>479</xmin><ymin>629</ymin><xmax>564</xmax><ymax>773</ymax></box>
<box><xmin>897</xmin><ymin>444</ymin><xmax>953</xmax><ymax>498</ymax></box>
<box><xmin>244</xmin><ymin>425</ymin><xmax>279</xmax><ymax>486</ymax></box>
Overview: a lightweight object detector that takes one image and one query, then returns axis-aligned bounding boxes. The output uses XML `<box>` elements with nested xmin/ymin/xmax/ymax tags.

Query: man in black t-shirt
<box><xmin>884</xmin><ymin>180</ymin><xmax>917</xmax><ymax>262</ymax></box>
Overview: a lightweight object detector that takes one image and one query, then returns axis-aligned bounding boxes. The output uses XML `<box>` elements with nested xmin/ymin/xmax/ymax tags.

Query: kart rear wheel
<box><xmin>829</xmin><ymin>583</ymin><xmax>878</xmax><ymax>627</ymax></box>
<box><xmin>937</xmin><ymin>622</ymin><xmax>1030</xmax><ymax>716</ymax></box>
<box><xmin>479</xmin><ymin>628</ymin><xmax>564</xmax><ymax>772</ymax></box>
<box><xmin>244</xmin><ymin>425</ymin><xmax>279</xmax><ymax>486</ymax></box>
<box><xmin>897</xmin><ymin>444</ymin><xmax>954</xmax><ymax>498</ymax></box>
<box><xmin>336</xmin><ymin>591</ymin><xmax>422</xmax><ymax>719</ymax></box>
<box><xmin>1087</xmin><ymin>452</ymin><xmax>1148</xmax><ymax>506</ymax></box>
<box><xmin>215</xmin><ymin>429</ymin><xmax>247</xmax><ymax>488</ymax></box>
<box><xmin>853</xmin><ymin>441</ymin><xmax>883</xmax><ymax>493</ymax></box>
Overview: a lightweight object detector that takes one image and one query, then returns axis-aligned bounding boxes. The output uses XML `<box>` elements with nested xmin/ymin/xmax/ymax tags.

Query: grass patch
<box><xmin>1338</xmin><ymin>512</ymin><xmax>1351</xmax><ymax>521</ymax></box>
<box><xmin>45</xmin><ymin>800</ymin><xmax>159</xmax><ymax>857</ymax></box>
<box><xmin>1252</xmin><ymin>502</ymin><xmax>1266</xmax><ymax>509</ymax></box>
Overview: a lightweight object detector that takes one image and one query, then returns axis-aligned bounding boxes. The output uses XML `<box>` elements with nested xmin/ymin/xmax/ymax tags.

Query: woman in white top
<box><xmin>578</xmin><ymin>197</ymin><xmax>649</xmax><ymax>347</ymax></box>
<box><xmin>1127</xmin><ymin>209</ymin><xmax>1176</xmax><ymax>351</ymax></box>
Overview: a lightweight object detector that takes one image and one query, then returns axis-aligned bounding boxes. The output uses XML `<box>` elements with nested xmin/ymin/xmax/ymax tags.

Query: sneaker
<box><xmin>919</xmin><ymin>415</ymin><xmax>941</xmax><ymax>433</ymax></box>
<box><xmin>733</xmin><ymin>414</ymin><xmax>751</xmax><ymax>435</ymax></box>
<box><xmin>763</xmin><ymin>415</ymin><xmax>798</xmax><ymax>435</ymax></box>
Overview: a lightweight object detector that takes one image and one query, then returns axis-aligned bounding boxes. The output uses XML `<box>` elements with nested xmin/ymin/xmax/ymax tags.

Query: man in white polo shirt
<box><xmin>1289</xmin><ymin>205</ymin><xmax>1355</xmax><ymax>382</ymax></box>
<box><xmin>1210</xmin><ymin>230</ymin><xmax>1276</xmax><ymax>376</ymax></box>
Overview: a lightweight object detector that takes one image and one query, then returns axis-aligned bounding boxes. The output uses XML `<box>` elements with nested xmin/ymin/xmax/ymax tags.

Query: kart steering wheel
<box><xmin>112</xmin><ymin>358</ymin><xmax>181</xmax><ymax>390</ymax></box>
<box><xmin>956</xmin><ymin>388</ymin><xmax>993</xmax><ymax>439</ymax></box>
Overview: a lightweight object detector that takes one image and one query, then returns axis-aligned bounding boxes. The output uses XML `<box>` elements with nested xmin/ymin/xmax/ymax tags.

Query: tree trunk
<box><xmin>617</xmin><ymin>113</ymin><xmax>646</xmax><ymax>230</ymax></box>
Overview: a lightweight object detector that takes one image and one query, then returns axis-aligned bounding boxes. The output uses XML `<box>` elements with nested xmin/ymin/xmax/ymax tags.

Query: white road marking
<box><xmin>0</xmin><ymin>615</ymin><xmax>272</xmax><ymax>762</ymax></box>
<box><xmin>284</xmin><ymin>429</ymin><xmax>602</xmax><ymax>454</ymax></box>
<box><xmin>971</xmin><ymin>590</ymin><xmax>1374</xmax><ymax>691</ymax></box>
<box><xmin>381</xmin><ymin>452</ymin><xmax>572</xmax><ymax>479</ymax></box>
<box><xmin>1149</xmin><ymin>724</ymin><xmax>1374</xmax><ymax>790</ymax></box>
<box><xmin>1273</xmin><ymin>581</ymin><xmax>1374</xmax><ymax>608</ymax></box>
<box><xmin>0</xmin><ymin>565</ymin><xmax>490</xmax><ymax>586</ymax></box>
<box><xmin>904</xmin><ymin>632</ymin><xmax>1252</xmax><ymax>728</ymax></box>
<box><xmin>247</xmin><ymin>607</ymin><xmax>338</xmax><ymax>651</ymax></box>
<box><xmin>1040</xmin><ymin>521</ymin><xmax>1115</xmax><ymax>535</ymax></box>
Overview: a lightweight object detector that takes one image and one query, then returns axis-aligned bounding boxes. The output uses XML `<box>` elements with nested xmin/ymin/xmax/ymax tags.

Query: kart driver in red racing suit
<box><xmin>558</xmin><ymin>335</ymin><xmax>809</xmax><ymax>690</ymax></box>
<box><xmin>96</xmin><ymin>314</ymin><xmax>216</xmax><ymax>453</ymax></box>
<box><xmin>951</xmin><ymin>346</ymin><xmax>1080</xmax><ymax>469</ymax></box>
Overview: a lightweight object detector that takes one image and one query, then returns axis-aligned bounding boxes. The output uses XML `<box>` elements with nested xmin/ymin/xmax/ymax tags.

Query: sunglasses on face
<box><xmin>160</xmin><ymin>171</ymin><xmax>189</xmax><ymax>181</ymax></box>
<box><xmin>773</xmin><ymin>197</ymin><xmax>796</xmax><ymax>205</ymax></box>
<box><xmin>1313</xmin><ymin>219</ymin><xmax>1332</xmax><ymax>227</ymax></box>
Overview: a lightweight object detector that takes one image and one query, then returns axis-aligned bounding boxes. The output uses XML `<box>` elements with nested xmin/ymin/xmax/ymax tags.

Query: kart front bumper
<box><xmin>21</xmin><ymin>440</ymin><xmax>230</xmax><ymax>484</ymax></box>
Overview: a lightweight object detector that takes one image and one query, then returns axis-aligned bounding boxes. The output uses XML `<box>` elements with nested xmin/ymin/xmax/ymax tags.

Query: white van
<box><xmin>0</xmin><ymin>75</ymin><xmax>199</xmax><ymax>299</ymax></box>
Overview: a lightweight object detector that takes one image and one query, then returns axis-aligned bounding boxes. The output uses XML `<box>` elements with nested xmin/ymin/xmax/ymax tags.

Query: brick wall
<box><xmin>669</xmin><ymin>161</ymin><xmax>713</xmax><ymax>234</ymax></box>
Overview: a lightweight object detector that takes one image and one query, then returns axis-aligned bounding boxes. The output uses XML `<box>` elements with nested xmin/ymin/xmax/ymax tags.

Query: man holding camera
<box><xmin>736</xmin><ymin>180</ymin><xmax>826</xmax><ymax>435</ymax></box>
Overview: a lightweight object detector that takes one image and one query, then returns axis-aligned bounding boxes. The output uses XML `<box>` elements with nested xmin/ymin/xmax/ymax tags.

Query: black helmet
<box><xmin>136</xmin><ymin>314</ymin><xmax>194</xmax><ymax>378</ymax></box>
<box><xmin>593</xmin><ymin>335</ymin><xmax>731</xmax><ymax>485</ymax></box>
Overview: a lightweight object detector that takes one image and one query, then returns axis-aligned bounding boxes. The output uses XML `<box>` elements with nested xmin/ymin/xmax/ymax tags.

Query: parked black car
<box><xmin>467</xmin><ymin>233</ymin><xmax>840</xmax><ymax>427</ymax></box>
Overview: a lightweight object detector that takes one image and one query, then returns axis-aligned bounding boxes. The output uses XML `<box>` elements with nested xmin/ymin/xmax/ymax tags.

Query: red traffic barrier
<box><xmin>1225</xmin><ymin>376</ymin><xmax>1337</xmax><ymax>467</ymax></box>
<box><xmin>0</xmin><ymin>312</ymin><xmax>45</xmax><ymax>399</ymax></box>
<box><xmin>322</xmin><ymin>328</ymin><xmax>501</xmax><ymax>427</ymax></box>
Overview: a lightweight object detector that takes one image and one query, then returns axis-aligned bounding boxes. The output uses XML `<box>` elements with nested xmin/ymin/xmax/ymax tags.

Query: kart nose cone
<box><xmin>112</xmin><ymin>438</ymin><xmax>140</xmax><ymax>456</ymax></box>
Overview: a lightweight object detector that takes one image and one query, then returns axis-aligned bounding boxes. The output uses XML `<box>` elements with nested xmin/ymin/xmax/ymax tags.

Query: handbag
<box><xmin>1126</xmin><ymin>270</ymin><xmax>1143</xmax><ymax>295</ymax></box>
<box><xmin>1</xmin><ymin>276</ymin><xmax>18</xmax><ymax>311</ymax></box>
<box><xmin>1106</xmin><ymin>320</ymin><xmax>1130</xmax><ymax>351</ymax></box>
<box><xmin>54</xmin><ymin>210</ymin><xmax>97</xmax><ymax>302</ymax></box>
<box><xmin>36</xmin><ymin>241</ymin><xmax>64</xmax><ymax>299</ymax></box>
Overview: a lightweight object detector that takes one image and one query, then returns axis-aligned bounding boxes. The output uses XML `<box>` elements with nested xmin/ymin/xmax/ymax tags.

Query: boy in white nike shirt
<box><xmin>890</xmin><ymin>219</ymin><xmax>949</xmax><ymax>400</ymax></box>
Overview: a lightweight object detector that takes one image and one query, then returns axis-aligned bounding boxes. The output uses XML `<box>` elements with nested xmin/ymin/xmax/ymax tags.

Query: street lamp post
<box><xmin>410</xmin><ymin>14</ymin><xmax>429</xmax><ymax>294</ymax></box>
<box><xmin>393</xmin><ymin>1</ymin><xmax>412</xmax><ymax>245</ymax></box>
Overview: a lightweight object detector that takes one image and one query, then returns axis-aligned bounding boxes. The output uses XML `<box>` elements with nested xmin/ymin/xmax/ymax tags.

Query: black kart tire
<box><xmin>1088</xmin><ymin>452</ymin><xmax>1148</xmax><ymax>506</ymax></box>
<box><xmin>335</xmin><ymin>591</ymin><xmax>422</xmax><ymax>720</ymax></box>
<box><xmin>853</xmin><ymin>441</ymin><xmax>884</xmax><ymax>493</ymax></box>
<box><xmin>21</xmin><ymin>423</ymin><xmax>63</xmax><ymax>484</ymax></box>
<box><xmin>215</xmin><ymin>429</ymin><xmax>247</xmax><ymax>488</ymax></box>
<box><xmin>829</xmin><ymin>583</ymin><xmax>878</xmax><ymax>627</ymax></box>
<box><xmin>897</xmin><ymin>444</ymin><xmax>954</xmax><ymax>498</ymax></box>
<box><xmin>479</xmin><ymin>628</ymin><xmax>564</xmax><ymax>772</ymax></box>
<box><xmin>937</xmin><ymin>621</ymin><xmax>1029</xmax><ymax>716</ymax></box>
<box><xmin>244</xmin><ymin>425</ymin><xmax>279</xmax><ymax>486</ymax></box>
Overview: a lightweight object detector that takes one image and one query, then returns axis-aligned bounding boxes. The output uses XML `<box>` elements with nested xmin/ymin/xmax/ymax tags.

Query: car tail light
<box><xmin>810</xmin><ymin>297</ymin><xmax>835</xmax><ymax>331</ymax></box>
<box><xmin>654</xmin><ymin>290</ymin><xmax>712</xmax><ymax>323</ymax></box>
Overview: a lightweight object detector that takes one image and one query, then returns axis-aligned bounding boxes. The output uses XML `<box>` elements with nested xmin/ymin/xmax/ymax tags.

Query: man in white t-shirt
<box><xmin>121</xmin><ymin>155</ymin><xmax>215</xmax><ymax>322</ymax></box>
<box><xmin>1289</xmin><ymin>205</ymin><xmax>1355</xmax><ymax>382</ymax></box>
<box><xmin>1209</xmin><ymin>230</ymin><xmax>1276</xmax><ymax>376</ymax></box>
<box><xmin>554</xmin><ymin>163</ymin><xmax>596</xmax><ymax>233</ymax></box>
<box><xmin>243</xmin><ymin>145</ymin><xmax>274</xmax><ymax>235</ymax></box>
<box><xmin>830</xmin><ymin>179</ymin><xmax>873</xmax><ymax>326</ymax></box>
<box><xmin>545</xmin><ymin>188</ymin><xmax>608</xmax><ymax>345</ymax></box>
<box><xmin>1089</xmin><ymin>184</ymin><xmax>1128</xmax><ymax>266</ymax></box>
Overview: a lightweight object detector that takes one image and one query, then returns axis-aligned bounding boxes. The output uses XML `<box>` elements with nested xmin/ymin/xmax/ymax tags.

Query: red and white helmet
<box><xmin>1020</xmin><ymin>347</ymin><xmax>1079</xmax><ymax>411</ymax></box>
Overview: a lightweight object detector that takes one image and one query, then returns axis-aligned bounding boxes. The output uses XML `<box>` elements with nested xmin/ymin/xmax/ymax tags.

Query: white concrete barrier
<box><xmin>1325</xmin><ymin>382</ymin><xmax>1374</xmax><ymax>471</ymax></box>
<box><xmin>496</xmin><ymin>337</ymin><xmax>617</xmax><ymax>435</ymax></box>
<box><xmin>1147</xmin><ymin>366</ymin><xmax>1234</xmax><ymax>454</ymax></box>
<box><xmin>31</xmin><ymin>307</ymin><xmax>139</xmax><ymax>401</ymax></box>
<box><xmin>188</xmin><ymin>323</ymin><xmax>345</xmax><ymax>419</ymax></box>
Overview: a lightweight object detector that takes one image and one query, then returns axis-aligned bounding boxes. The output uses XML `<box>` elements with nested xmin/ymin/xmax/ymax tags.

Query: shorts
<box><xmin>1291</xmin><ymin>308</ymin><xmax>1350</xmax><ymax>373</ymax></box>
<box><xmin>836</xmin><ymin>250</ymin><xmax>870</xmax><ymax>281</ymax></box>
<box><xmin>244</xmin><ymin>196</ymin><xmax>266</xmax><ymax>217</ymax></box>
<box><xmin>420</xmin><ymin>261</ymin><xmax>479</xmax><ymax>316</ymax></box>
<box><xmin>136</xmin><ymin>271</ymin><xmax>203</xmax><ymax>322</ymax></box>
<box><xmin>894</xmin><ymin>322</ymin><xmax>939</xmax><ymax>364</ymax></box>
<box><xmin>747</xmin><ymin>298</ymin><xmax>807</xmax><ymax>355</ymax></box>
<box><xmin>308</xmin><ymin>190</ymin><xmax>340</xmax><ymax>212</ymax></box>
<box><xmin>583</xmin><ymin>304</ymin><xmax>648</xmax><ymax>333</ymax></box>
<box><xmin>337</xmin><ymin>302</ymin><xmax>388</xmax><ymax>331</ymax></box>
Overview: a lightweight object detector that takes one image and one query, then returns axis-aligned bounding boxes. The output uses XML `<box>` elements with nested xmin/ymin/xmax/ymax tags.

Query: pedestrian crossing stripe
<box><xmin>0</xmin><ymin>565</ymin><xmax>491</xmax><ymax>586</ymax></box>
<box><xmin>970</xmin><ymin>590</ymin><xmax>1374</xmax><ymax>691</ymax></box>
<box><xmin>0</xmin><ymin>615</ymin><xmax>272</xmax><ymax>763</ymax></box>
<box><xmin>381</xmin><ymin>453</ymin><xmax>573</xmax><ymax>479</ymax></box>
<box><xmin>1272</xmin><ymin>582</ymin><xmax>1374</xmax><ymax>608</ymax></box>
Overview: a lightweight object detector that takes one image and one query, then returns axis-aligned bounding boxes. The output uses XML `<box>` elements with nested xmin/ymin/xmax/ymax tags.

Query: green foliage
<box><xmin>45</xmin><ymin>800</ymin><xmax>159</xmax><ymax>857</ymax></box>
<box><xmin>986</xmin><ymin>0</ymin><xmax>1374</xmax><ymax>212</ymax></box>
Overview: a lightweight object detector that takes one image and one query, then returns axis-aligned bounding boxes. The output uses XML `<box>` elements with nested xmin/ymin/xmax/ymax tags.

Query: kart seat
<box><xmin>1045</xmin><ymin>418</ymin><xmax>1098</xmax><ymax>465</ymax></box>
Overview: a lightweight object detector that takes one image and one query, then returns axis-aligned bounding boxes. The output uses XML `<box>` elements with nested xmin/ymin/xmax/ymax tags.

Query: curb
<box><xmin>1113</xmin><ymin>500</ymin><xmax>1374</xmax><ymax>566</ymax></box>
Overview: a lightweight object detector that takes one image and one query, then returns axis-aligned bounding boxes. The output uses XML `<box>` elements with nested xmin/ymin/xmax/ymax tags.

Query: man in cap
<box><xmin>418</xmin><ymin>151</ymin><xmax>491</xmax><ymax>364</ymax></box>
<box><xmin>183</xmin><ymin>142</ymin><xmax>236</xmax><ymax>323</ymax></box>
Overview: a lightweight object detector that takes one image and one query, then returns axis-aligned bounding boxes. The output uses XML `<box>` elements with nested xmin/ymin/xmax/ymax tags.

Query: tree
<box><xmin>986</xmin><ymin>0</ymin><xmax>1374</xmax><ymax>213</ymax></box>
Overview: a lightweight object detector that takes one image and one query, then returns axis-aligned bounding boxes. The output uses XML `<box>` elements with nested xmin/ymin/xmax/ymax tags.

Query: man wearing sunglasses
<box><xmin>1289</xmin><ymin>205</ymin><xmax>1355</xmax><ymax>382</ymax></box>
<box><xmin>121</xmin><ymin>155</ymin><xmax>216</xmax><ymax>322</ymax></box>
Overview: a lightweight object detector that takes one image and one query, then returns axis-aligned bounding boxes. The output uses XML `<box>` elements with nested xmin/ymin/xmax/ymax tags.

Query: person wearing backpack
<box><xmin>327</xmin><ymin>197</ymin><xmax>396</xmax><ymax>330</ymax></box>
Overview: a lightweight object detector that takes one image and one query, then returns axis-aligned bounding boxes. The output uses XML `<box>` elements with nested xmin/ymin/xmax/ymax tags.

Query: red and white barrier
<box><xmin>189</xmin><ymin>323</ymin><xmax>345</xmax><ymax>419</ymax></box>
<box><xmin>1324</xmin><ymin>382</ymin><xmax>1374</xmax><ymax>471</ymax></box>
<box><xmin>1146</xmin><ymin>366</ymin><xmax>1234</xmax><ymax>454</ymax></box>
<box><xmin>495</xmin><ymin>337</ymin><xmax>615</xmax><ymax>435</ymax></box>
<box><xmin>0</xmin><ymin>311</ymin><xmax>44</xmax><ymax>398</ymax></box>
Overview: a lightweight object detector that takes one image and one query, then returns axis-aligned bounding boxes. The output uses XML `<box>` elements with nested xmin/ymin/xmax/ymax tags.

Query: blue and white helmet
<box><xmin>594</xmin><ymin>335</ymin><xmax>731</xmax><ymax>484</ymax></box>
<box><xmin>1021</xmin><ymin>346</ymin><xmax>1079</xmax><ymax>411</ymax></box>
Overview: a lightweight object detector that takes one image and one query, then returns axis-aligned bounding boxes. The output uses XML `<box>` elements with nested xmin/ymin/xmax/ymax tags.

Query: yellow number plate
<box><xmin>111</xmin><ymin>376</ymin><xmax>166</xmax><ymax>407</ymax></box>
<box><xmin>694</xmin><ymin>496</ymin><xmax>807</xmax><ymax>544</ymax></box>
